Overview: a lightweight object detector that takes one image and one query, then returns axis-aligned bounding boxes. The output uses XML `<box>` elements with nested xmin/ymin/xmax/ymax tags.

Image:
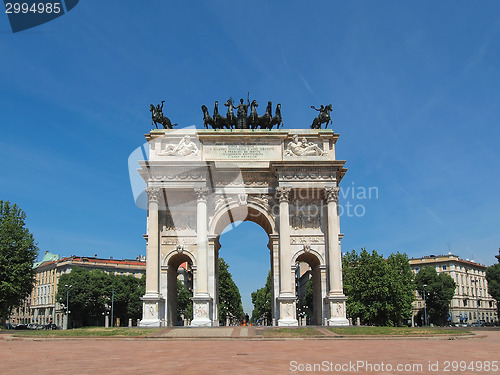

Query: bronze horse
<box><xmin>248</xmin><ymin>100</ymin><xmax>259</xmax><ymax>129</ymax></box>
<box><xmin>224</xmin><ymin>98</ymin><xmax>237</xmax><ymax>128</ymax></box>
<box><xmin>270</xmin><ymin>103</ymin><xmax>283</xmax><ymax>129</ymax></box>
<box><xmin>258</xmin><ymin>101</ymin><xmax>273</xmax><ymax>129</ymax></box>
<box><xmin>202</xmin><ymin>100</ymin><xmax>235</xmax><ymax>129</ymax></box>
<box><xmin>201</xmin><ymin>105</ymin><xmax>214</xmax><ymax>129</ymax></box>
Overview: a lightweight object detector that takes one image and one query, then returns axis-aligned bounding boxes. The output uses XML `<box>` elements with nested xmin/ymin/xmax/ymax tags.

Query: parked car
<box><xmin>14</xmin><ymin>324</ymin><xmax>27</xmax><ymax>330</ymax></box>
<box><xmin>470</xmin><ymin>321</ymin><xmax>485</xmax><ymax>327</ymax></box>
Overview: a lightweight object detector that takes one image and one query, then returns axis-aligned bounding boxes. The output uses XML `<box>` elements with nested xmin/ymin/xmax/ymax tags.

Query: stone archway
<box><xmin>209</xmin><ymin>202</ymin><xmax>277</xmax><ymax>326</ymax></box>
<box><xmin>293</xmin><ymin>249</ymin><xmax>325</xmax><ymax>325</ymax></box>
<box><xmin>163</xmin><ymin>250</ymin><xmax>195</xmax><ymax>326</ymax></box>
<box><xmin>137</xmin><ymin>129</ymin><xmax>349</xmax><ymax>327</ymax></box>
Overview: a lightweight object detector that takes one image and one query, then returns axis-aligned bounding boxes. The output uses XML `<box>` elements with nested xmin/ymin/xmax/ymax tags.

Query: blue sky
<box><xmin>1</xmin><ymin>1</ymin><xmax>500</xmax><ymax>313</ymax></box>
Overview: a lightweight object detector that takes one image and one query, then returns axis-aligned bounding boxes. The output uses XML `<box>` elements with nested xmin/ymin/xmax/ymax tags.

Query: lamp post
<box><xmin>110</xmin><ymin>289</ymin><xmax>114</xmax><ymax>327</ymax></box>
<box><xmin>423</xmin><ymin>284</ymin><xmax>428</xmax><ymax>326</ymax></box>
<box><xmin>65</xmin><ymin>284</ymin><xmax>72</xmax><ymax>330</ymax></box>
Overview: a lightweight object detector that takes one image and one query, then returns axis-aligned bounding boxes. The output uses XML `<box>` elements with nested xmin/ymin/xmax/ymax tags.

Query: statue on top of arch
<box><xmin>310</xmin><ymin>104</ymin><xmax>333</xmax><ymax>129</ymax></box>
<box><xmin>202</xmin><ymin>92</ymin><xmax>283</xmax><ymax>130</ymax></box>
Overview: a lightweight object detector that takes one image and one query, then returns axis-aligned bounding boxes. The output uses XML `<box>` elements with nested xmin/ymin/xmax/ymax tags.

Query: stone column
<box><xmin>268</xmin><ymin>234</ymin><xmax>280</xmax><ymax>324</ymax></box>
<box><xmin>195</xmin><ymin>187</ymin><xmax>209</xmax><ymax>294</ymax></box>
<box><xmin>320</xmin><ymin>265</ymin><xmax>328</xmax><ymax>325</ymax></box>
<box><xmin>276</xmin><ymin>187</ymin><xmax>298</xmax><ymax>326</ymax></box>
<box><xmin>191</xmin><ymin>187</ymin><xmax>212</xmax><ymax>327</ymax></box>
<box><xmin>324</xmin><ymin>186</ymin><xmax>348</xmax><ymax>326</ymax></box>
<box><xmin>140</xmin><ymin>187</ymin><xmax>165</xmax><ymax>327</ymax></box>
<box><xmin>277</xmin><ymin>187</ymin><xmax>292</xmax><ymax>293</ymax></box>
<box><xmin>145</xmin><ymin>187</ymin><xmax>161</xmax><ymax>295</ymax></box>
<box><xmin>325</xmin><ymin>187</ymin><xmax>342</xmax><ymax>294</ymax></box>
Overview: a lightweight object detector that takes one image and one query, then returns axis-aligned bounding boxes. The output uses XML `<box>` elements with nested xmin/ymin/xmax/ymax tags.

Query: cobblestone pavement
<box><xmin>1</xmin><ymin>330</ymin><xmax>498</xmax><ymax>375</ymax></box>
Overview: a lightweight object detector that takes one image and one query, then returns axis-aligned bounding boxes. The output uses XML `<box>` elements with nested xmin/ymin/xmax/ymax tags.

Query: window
<box><xmin>442</xmin><ymin>265</ymin><xmax>447</xmax><ymax>271</ymax></box>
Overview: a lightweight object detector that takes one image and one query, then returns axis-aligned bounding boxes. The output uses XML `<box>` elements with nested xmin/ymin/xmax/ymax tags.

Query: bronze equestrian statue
<box><xmin>310</xmin><ymin>104</ymin><xmax>332</xmax><ymax>129</ymax></box>
<box><xmin>150</xmin><ymin>101</ymin><xmax>177</xmax><ymax>129</ymax></box>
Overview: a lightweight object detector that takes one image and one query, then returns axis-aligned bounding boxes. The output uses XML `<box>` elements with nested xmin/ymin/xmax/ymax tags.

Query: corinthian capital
<box><xmin>324</xmin><ymin>186</ymin><xmax>340</xmax><ymax>203</ymax></box>
<box><xmin>194</xmin><ymin>187</ymin><xmax>210</xmax><ymax>201</ymax></box>
<box><xmin>275</xmin><ymin>187</ymin><xmax>291</xmax><ymax>203</ymax></box>
<box><xmin>145</xmin><ymin>187</ymin><xmax>162</xmax><ymax>203</ymax></box>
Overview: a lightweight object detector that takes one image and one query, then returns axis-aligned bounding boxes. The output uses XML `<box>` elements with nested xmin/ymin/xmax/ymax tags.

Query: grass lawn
<box><xmin>11</xmin><ymin>327</ymin><xmax>162</xmax><ymax>337</ymax></box>
<box><xmin>262</xmin><ymin>327</ymin><xmax>324</xmax><ymax>337</ymax></box>
<box><xmin>327</xmin><ymin>326</ymin><xmax>471</xmax><ymax>336</ymax></box>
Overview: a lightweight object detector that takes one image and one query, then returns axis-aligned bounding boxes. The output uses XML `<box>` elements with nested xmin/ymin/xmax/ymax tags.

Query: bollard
<box><xmin>105</xmin><ymin>315</ymin><xmax>109</xmax><ymax>328</ymax></box>
<box><xmin>356</xmin><ymin>317</ymin><xmax>361</xmax><ymax>326</ymax></box>
<box><xmin>128</xmin><ymin>318</ymin><xmax>132</xmax><ymax>328</ymax></box>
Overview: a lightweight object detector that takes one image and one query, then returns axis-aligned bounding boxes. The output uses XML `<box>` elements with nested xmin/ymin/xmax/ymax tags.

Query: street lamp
<box><xmin>423</xmin><ymin>284</ymin><xmax>428</xmax><ymax>326</ymax></box>
<box><xmin>110</xmin><ymin>289</ymin><xmax>114</xmax><ymax>327</ymax></box>
<box><xmin>65</xmin><ymin>284</ymin><xmax>72</xmax><ymax>330</ymax></box>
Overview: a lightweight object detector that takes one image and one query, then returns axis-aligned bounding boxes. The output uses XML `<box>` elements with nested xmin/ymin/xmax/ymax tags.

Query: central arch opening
<box><xmin>211</xmin><ymin>203</ymin><xmax>276</xmax><ymax>326</ymax></box>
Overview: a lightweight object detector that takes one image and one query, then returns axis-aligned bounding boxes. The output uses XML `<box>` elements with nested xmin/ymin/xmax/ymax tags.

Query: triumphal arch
<box><xmin>137</xmin><ymin>128</ymin><xmax>349</xmax><ymax>327</ymax></box>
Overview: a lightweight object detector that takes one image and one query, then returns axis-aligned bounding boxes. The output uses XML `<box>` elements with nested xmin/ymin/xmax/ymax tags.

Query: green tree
<box><xmin>342</xmin><ymin>249</ymin><xmax>415</xmax><ymax>326</ymax></box>
<box><xmin>386</xmin><ymin>252</ymin><xmax>415</xmax><ymax>324</ymax></box>
<box><xmin>56</xmin><ymin>267</ymin><xmax>145</xmax><ymax>327</ymax></box>
<box><xmin>56</xmin><ymin>267</ymin><xmax>109</xmax><ymax>327</ymax></box>
<box><xmin>109</xmin><ymin>274</ymin><xmax>145</xmax><ymax>325</ymax></box>
<box><xmin>251</xmin><ymin>271</ymin><xmax>272</xmax><ymax>324</ymax></box>
<box><xmin>218</xmin><ymin>257</ymin><xmax>243</xmax><ymax>324</ymax></box>
<box><xmin>414</xmin><ymin>266</ymin><xmax>456</xmax><ymax>326</ymax></box>
<box><xmin>0</xmin><ymin>201</ymin><xmax>38</xmax><ymax>326</ymax></box>
<box><xmin>176</xmin><ymin>279</ymin><xmax>193</xmax><ymax>322</ymax></box>
<box><xmin>486</xmin><ymin>263</ymin><xmax>500</xmax><ymax>320</ymax></box>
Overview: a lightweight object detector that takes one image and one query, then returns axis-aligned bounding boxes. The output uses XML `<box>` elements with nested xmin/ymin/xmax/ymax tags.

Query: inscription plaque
<box><xmin>203</xmin><ymin>143</ymin><xmax>281</xmax><ymax>160</ymax></box>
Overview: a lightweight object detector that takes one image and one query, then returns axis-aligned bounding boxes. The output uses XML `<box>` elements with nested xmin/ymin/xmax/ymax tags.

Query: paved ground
<box><xmin>1</xmin><ymin>329</ymin><xmax>499</xmax><ymax>374</ymax></box>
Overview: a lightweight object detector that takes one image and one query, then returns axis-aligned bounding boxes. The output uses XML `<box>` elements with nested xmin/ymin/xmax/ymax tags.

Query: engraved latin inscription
<box><xmin>204</xmin><ymin>143</ymin><xmax>281</xmax><ymax>160</ymax></box>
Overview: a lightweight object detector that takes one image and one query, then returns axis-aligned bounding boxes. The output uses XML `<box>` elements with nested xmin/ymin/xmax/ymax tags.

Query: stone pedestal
<box><xmin>326</xmin><ymin>295</ymin><xmax>349</xmax><ymax>326</ymax></box>
<box><xmin>190</xmin><ymin>295</ymin><xmax>212</xmax><ymax>327</ymax></box>
<box><xmin>277</xmin><ymin>295</ymin><xmax>298</xmax><ymax>326</ymax></box>
<box><xmin>139</xmin><ymin>295</ymin><xmax>165</xmax><ymax>327</ymax></box>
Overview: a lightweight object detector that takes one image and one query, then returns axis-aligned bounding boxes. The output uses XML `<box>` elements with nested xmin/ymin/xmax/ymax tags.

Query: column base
<box><xmin>325</xmin><ymin>294</ymin><xmax>349</xmax><ymax>326</ymax></box>
<box><xmin>277</xmin><ymin>294</ymin><xmax>298</xmax><ymax>327</ymax></box>
<box><xmin>190</xmin><ymin>294</ymin><xmax>213</xmax><ymax>327</ymax></box>
<box><xmin>327</xmin><ymin>317</ymin><xmax>350</xmax><ymax>326</ymax></box>
<box><xmin>278</xmin><ymin>319</ymin><xmax>299</xmax><ymax>327</ymax></box>
<box><xmin>140</xmin><ymin>294</ymin><xmax>165</xmax><ymax>328</ymax></box>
